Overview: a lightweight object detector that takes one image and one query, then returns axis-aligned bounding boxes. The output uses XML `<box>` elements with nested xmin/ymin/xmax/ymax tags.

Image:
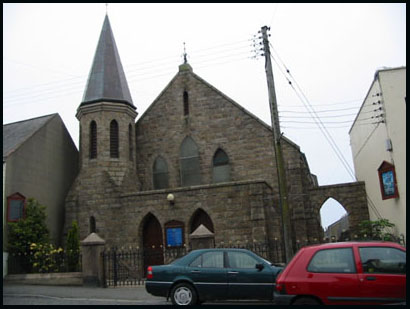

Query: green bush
<box><xmin>8</xmin><ymin>198</ymin><xmax>50</xmax><ymax>272</ymax></box>
<box><xmin>66</xmin><ymin>220</ymin><xmax>80</xmax><ymax>271</ymax></box>
<box><xmin>358</xmin><ymin>219</ymin><xmax>396</xmax><ymax>241</ymax></box>
<box><xmin>31</xmin><ymin>242</ymin><xmax>64</xmax><ymax>273</ymax></box>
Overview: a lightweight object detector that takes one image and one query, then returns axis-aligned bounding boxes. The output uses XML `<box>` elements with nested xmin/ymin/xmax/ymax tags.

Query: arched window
<box><xmin>212</xmin><ymin>148</ymin><xmax>230</xmax><ymax>183</ymax></box>
<box><xmin>153</xmin><ymin>156</ymin><xmax>169</xmax><ymax>189</ymax></box>
<box><xmin>128</xmin><ymin>124</ymin><xmax>133</xmax><ymax>161</ymax></box>
<box><xmin>183</xmin><ymin>91</ymin><xmax>189</xmax><ymax>116</ymax></box>
<box><xmin>89</xmin><ymin>121</ymin><xmax>97</xmax><ymax>159</ymax></box>
<box><xmin>89</xmin><ymin>216</ymin><xmax>96</xmax><ymax>233</ymax></box>
<box><xmin>180</xmin><ymin>136</ymin><xmax>201</xmax><ymax>186</ymax></box>
<box><xmin>110</xmin><ymin>120</ymin><xmax>119</xmax><ymax>158</ymax></box>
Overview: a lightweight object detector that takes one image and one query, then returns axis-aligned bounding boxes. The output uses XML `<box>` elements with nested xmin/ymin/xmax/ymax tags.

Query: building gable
<box><xmin>3</xmin><ymin>113</ymin><xmax>58</xmax><ymax>160</ymax></box>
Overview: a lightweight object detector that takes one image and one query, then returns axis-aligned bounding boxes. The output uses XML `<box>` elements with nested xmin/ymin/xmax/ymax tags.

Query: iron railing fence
<box><xmin>100</xmin><ymin>242</ymin><xmax>285</xmax><ymax>287</ymax></box>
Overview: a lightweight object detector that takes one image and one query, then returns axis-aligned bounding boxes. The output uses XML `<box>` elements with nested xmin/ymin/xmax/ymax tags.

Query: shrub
<box><xmin>358</xmin><ymin>219</ymin><xmax>396</xmax><ymax>241</ymax></box>
<box><xmin>66</xmin><ymin>220</ymin><xmax>80</xmax><ymax>271</ymax></box>
<box><xmin>8</xmin><ymin>198</ymin><xmax>50</xmax><ymax>272</ymax></box>
<box><xmin>30</xmin><ymin>242</ymin><xmax>64</xmax><ymax>273</ymax></box>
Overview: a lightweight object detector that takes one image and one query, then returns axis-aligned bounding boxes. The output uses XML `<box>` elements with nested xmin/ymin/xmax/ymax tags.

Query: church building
<box><xmin>64</xmin><ymin>15</ymin><xmax>369</xmax><ymax>268</ymax></box>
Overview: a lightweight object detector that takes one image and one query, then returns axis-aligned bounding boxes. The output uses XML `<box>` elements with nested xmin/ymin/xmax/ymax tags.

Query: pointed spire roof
<box><xmin>81</xmin><ymin>15</ymin><xmax>135</xmax><ymax>109</ymax></box>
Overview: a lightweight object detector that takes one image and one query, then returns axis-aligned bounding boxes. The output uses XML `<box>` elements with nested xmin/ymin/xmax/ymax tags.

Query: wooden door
<box><xmin>143</xmin><ymin>214</ymin><xmax>164</xmax><ymax>276</ymax></box>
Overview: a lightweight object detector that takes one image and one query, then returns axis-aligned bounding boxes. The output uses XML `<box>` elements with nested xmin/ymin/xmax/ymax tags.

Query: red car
<box><xmin>274</xmin><ymin>241</ymin><xmax>406</xmax><ymax>305</ymax></box>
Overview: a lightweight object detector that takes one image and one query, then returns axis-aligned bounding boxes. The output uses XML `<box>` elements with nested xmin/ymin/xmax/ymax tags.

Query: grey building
<box><xmin>64</xmin><ymin>14</ymin><xmax>370</xmax><ymax>272</ymax></box>
<box><xmin>3</xmin><ymin>113</ymin><xmax>79</xmax><ymax>277</ymax></box>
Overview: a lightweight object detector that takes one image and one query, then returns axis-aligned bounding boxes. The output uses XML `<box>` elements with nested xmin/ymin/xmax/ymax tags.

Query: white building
<box><xmin>349</xmin><ymin>67</ymin><xmax>406</xmax><ymax>242</ymax></box>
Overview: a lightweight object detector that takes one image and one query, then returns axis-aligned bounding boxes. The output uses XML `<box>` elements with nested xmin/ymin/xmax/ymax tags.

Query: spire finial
<box><xmin>183</xmin><ymin>42</ymin><xmax>188</xmax><ymax>64</ymax></box>
<box><xmin>105</xmin><ymin>3</ymin><xmax>108</xmax><ymax>15</ymax></box>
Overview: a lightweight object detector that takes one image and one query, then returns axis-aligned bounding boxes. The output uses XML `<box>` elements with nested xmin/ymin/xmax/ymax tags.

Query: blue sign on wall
<box><xmin>166</xmin><ymin>227</ymin><xmax>183</xmax><ymax>247</ymax></box>
<box><xmin>382</xmin><ymin>170</ymin><xmax>395</xmax><ymax>196</ymax></box>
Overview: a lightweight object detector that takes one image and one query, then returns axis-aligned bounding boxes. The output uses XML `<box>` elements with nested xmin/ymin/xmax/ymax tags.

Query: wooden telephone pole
<box><xmin>260</xmin><ymin>26</ymin><xmax>294</xmax><ymax>262</ymax></box>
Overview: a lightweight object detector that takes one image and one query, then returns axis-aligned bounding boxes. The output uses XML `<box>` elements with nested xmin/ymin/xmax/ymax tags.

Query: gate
<box><xmin>101</xmin><ymin>247</ymin><xmax>187</xmax><ymax>287</ymax></box>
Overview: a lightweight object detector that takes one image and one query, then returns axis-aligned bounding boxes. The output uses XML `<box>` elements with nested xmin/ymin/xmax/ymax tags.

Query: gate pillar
<box><xmin>189</xmin><ymin>224</ymin><xmax>215</xmax><ymax>250</ymax></box>
<box><xmin>81</xmin><ymin>233</ymin><xmax>106</xmax><ymax>286</ymax></box>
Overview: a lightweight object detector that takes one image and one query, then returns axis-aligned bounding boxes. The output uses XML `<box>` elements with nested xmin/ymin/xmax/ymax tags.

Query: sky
<box><xmin>3</xmin><ymin>3</ymin><xmax>406</xmax><ymax>229</ymax></box>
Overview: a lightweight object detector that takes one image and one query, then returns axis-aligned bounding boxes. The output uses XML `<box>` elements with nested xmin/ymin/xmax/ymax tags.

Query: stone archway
<box><xmin>309</xmin><ymin>181</ymin><xmax>369</xmax><ymax>237</ymax></box>
<box><xmin>320</xmin><ymin>198</ymin><xmax>349</xmax><ymax>241</ymax></box>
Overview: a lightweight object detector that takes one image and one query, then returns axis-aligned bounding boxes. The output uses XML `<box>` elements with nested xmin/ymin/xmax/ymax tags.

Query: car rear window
<box><xmin>307</xmin><ymin>248</ymin><xmax>356</xmax><ymax>273</ymax></box>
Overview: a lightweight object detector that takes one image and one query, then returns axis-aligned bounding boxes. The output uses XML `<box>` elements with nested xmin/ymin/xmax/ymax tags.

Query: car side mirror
<box><xmin>256</xmin><ymin>263</ymin><xmax>264</xmax><ymax>271</ymax></box>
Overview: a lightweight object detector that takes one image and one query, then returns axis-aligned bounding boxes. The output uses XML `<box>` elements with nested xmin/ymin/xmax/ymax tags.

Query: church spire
<box><xmin>81</xmin><ymin>15</ymin><xmax>135</xmax><ymax>109</ymax></box>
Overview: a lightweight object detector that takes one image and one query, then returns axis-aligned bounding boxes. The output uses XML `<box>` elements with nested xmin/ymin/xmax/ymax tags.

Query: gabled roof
<box><xmin>137</xmin><ymin>63</ymin><xmax>301</xmax><ymax>151</ymax></box>
<box><xmin>3</xmin><ymin>113</ymin><xmax>58</xmax><ymax>160</ymax></box>
<box><xmin>80</xmin><ymin>15</ymin><xmax>135</xmax><ymax>109</ymax></box>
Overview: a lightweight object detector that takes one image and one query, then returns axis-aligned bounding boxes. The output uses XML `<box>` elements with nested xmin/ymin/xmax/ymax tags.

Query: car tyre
<box><xmin>170</xmin><ymin>283</ymin><xmax>198</xmax><ymax>305</ymax></box>
<box><xmin>292</xmin><ymin>297</ymin><xmax>321</xmax><ymax>305</ymax></box>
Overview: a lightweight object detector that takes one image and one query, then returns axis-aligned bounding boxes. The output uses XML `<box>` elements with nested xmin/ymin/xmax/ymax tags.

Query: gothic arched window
<box><xmin>89</xmin><ymin>121</ymin><xmax>97</xmax><ymax>159</ymax></box>
<box><xmin>110</xmin><ymin>120</ymin><xmax>119</xmax><ymax>158</ymax></box>
<box><xmin>212</xmin><ymin>148</ymin><xmax>230</xmax><ymax>183</ymax></box>
<box><xmin>180</xmin><ymin>136</ymin><xmax>201</xmax><ymax>186</ymax></box>
<box><xmin>153</xmin><ymin>156</ymin><xmax>169</xmax><ymax>189</ymax></box>
<box><xmin>183</xmin><ymin>91</ymin><xmax>189</xmax><ymax>116</ymax></box>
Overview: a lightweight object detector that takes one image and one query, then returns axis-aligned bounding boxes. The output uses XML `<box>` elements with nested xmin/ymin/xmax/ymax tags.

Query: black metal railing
<box><xmin>100</xmin><ymin>242</ymin><xmax>284</xmax><ymax>287</ymax></box>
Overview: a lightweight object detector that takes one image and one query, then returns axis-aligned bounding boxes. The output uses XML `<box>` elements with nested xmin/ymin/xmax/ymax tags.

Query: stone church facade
<box><xmin>64</xmin><ymin>15</ymin><xmax>369</xmax><ymax>266</ymax></box>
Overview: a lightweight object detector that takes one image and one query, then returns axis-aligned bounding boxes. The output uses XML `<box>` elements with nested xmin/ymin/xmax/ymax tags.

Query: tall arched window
<box><xmin>183</xmin><ymin>91</ymin><xmax>189</xmax><ymax>116</ymax></box>
<box><xmin>89</xmin><ymin>216</ymin><xmax>96</xmax><ymax>233</ymax></box>
<box><xmin>180</xmin><ymin>136</ymin><xmax>201</xmax><ymax>186</ymax></box>
<box><xmin>212</xmin><ymin>148</ymin><xmax>230</xmax><ymax>183</ymax></box>
<box><xmin>153</xmin><ymin>156</ymin><xmax>169</xmax><ymax>189</ymax></box>
<box><xmin>89</xmin><ymin>121</ymin><xmax>97</xmax><ymax>159</ymax></box>
<box><xmin>128</xmin><ymin>124</ymin><xmax>133</xmax><ymax>161</ymax></box>
<box><xmin>110</xmin><ymin>120</ymin><xmax>119</xmax><ymax>158</ymax></box>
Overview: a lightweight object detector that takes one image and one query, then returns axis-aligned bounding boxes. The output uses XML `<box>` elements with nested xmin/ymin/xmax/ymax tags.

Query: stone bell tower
<box><xmin>76</xmin><ymin>14</ymin><xmax>138</xmax><ymax>187</ymax></box>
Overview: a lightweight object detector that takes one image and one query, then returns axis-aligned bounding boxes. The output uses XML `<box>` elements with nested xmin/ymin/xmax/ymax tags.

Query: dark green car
<box><xmin>145</xmin><ymin>248</ymin><xmax>283</xmax><ymax>305</ymax></box>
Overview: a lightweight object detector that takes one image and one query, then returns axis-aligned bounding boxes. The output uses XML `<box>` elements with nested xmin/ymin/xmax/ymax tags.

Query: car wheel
<box><xmin>292</xmin><ymin>297</ymin><xmax>321</xmax><ymax>305</ymax></box>
<box><xmin>171</xmin><ymin>283</ymin><xmax>198</xmax><ymax>305</ymax></box>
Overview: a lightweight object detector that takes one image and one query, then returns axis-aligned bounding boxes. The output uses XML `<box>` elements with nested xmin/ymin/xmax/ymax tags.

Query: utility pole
<box><xmin>260</xmin><ymin>25</ymin><xmax>294</xmax><ymax>262</ymax></box>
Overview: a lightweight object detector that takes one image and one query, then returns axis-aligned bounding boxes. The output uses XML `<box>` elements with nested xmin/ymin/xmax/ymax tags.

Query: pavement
<box><xmin>3</xmin><ymin>282</ymin><xmax>275</xmax><ymax>306</ymax></box>
<box><xmin>3</xmin><ymin>282</ymin><xmax>168</xmax><ymax>305</ymax></box>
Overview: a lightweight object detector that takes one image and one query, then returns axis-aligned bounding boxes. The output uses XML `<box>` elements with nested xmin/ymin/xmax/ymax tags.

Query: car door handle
<box><xmin>366</xmin><ymin>276</ymin><xmax>377</xmax><ymax>281</ymax></box>
<box><xmin>228</xmin><ymin>271</ymin><xmax>239</xmax><ymax>274</ymax></box>
<box><xmin>191</xmin><ymin>270</ymin><xmax>201</xmax><ymax>273</ymax></box>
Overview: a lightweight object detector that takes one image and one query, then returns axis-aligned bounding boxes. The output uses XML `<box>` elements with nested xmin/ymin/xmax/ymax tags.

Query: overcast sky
<box><xmin>3</xmin><ymin>3</ymin><xmax>406</xmax><ymax>229</ymax></box>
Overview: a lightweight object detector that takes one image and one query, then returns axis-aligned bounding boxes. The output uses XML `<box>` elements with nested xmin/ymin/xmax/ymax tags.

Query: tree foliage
<box><xmin>66</xmin><ymin>220</ymin><xmax>80</xmax><ymax>271</ymax></box>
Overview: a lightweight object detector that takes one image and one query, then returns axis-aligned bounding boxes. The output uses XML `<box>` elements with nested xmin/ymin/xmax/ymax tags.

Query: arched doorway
<box><xmin>320</xmin><ymin>198</ymin><xmax>349</xmax><ymax>241</ymax></box>
<box><xmin>190</xmin><ymin>209</ymin><xmax>214</xmax><ymax>233</ymax></box>
<box><xmin>142</xmin><ymin>213</ymin><xmax>164</xmax><ymax>275</ymax></box>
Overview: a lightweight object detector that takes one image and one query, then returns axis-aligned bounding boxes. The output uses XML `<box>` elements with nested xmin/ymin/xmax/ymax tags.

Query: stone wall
<box><xmin>135</xmin><ymin>68</ymin><xmax>279</xmax><ymax>193</ymax></box>
<box><xmin>66</xmin><ymin>175</ymin><xmax>282</xmax><ymax>257</ymax></box>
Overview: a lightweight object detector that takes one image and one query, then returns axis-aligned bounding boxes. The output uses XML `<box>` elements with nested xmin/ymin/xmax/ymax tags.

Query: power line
<box><xmin>267</xmin><ymin>42</ymin><xmax>384</xmax><ymax>220</ymax></box>
<box><xmin>4</xmin><ymin>39</ymin><xmax>255</xmax><ymax>104</ymax></box>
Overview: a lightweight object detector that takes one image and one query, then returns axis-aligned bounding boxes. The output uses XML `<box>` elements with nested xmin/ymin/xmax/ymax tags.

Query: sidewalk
<box><xmin>3</xmin><ymin>282</ymin><xmax>161</xmax><ymax>303</ymax></box>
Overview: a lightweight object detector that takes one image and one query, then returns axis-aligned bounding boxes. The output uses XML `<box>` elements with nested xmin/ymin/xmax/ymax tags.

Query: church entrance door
<box><xmin>142</xmin><ymin>214</ymin><xmax>164</xmax><ymax>276</ymax></box>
